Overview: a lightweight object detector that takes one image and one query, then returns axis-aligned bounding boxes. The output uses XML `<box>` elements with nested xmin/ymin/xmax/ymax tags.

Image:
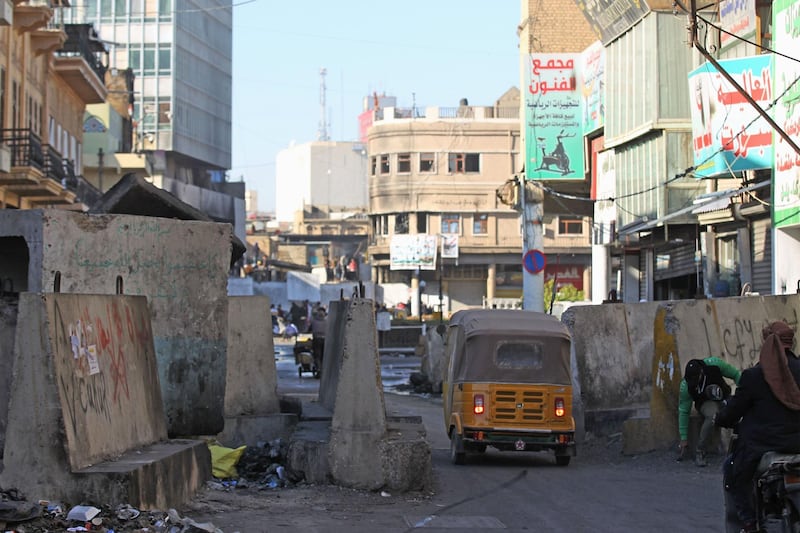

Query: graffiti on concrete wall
<box><xmin>52</xmin><ymin>297</ymin><xmax>150</xmax><ymax>432</ymax></box>
<box><xmin>712</xmin><ymin>309</ymin><xmax>798</xmax><ymax>368</ymax></box>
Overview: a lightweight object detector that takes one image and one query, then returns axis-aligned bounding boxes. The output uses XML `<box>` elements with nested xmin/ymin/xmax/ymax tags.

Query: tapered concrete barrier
<box><xmin>219</xmin><ymin>296</ymin><xmax>296</xmax><ymax>446</ymax></box>
<box><xmin>287</xmin><ymin>297</ymin><xmax>432</xmax><ymax>492</ymax></box>
<box><xmin>0</xmin><ymin>293</ymin><xmax>209</xmax><ymax>509</ymax></box>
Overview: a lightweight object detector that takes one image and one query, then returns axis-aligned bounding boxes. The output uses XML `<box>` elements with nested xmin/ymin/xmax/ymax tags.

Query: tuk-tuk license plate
<box><xmin>515</xmin><ymin>439</ymin><xmax>525</xmax><ymax>451</ymax></box>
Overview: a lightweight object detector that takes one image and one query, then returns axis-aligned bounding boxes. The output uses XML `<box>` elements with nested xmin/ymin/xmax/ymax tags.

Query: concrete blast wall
<box><xmin>225</xmin><ymin>296</ymin><xmax>279</xmax><ymax>417</ymax></box>
<box><xmin>0</xmin><ymin>209</ymin><xmax>232</xmax><ymax>437</ymax></box>
<box><xmin>1</xmin><ymin>294</ymin><xmax>167</xmax><ymax>500</ymax></box>
<box><xmin>563</xmin><ymin>294</ymin><xmax>800</xmax><ymax>452</ymax></box>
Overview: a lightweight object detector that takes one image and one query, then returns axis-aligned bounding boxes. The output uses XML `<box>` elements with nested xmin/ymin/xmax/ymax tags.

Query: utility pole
<box><xmin>522</xmin><ymin>180</ymin><xmax>545</xmax><ymax>312</ymax></box>
<box><xmin>97</xmin><ymin>147</ymin><xmax>104</xmax><ymax>193</ymax></box>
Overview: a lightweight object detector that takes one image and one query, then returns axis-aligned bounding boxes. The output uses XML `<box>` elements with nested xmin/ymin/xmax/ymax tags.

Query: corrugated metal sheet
<box><xmin>751</xmin><ymin>217</ymin><xmax>772</xmax><ymax>295</ymax></box>
<box><xmin>606</xmin><ymin>13</ymin><xmax>693</xmax><ymax>140</ymax></box>
<box><xmin>615</xmin><ymin>132</ymin><xmax>665</xmax><ymax>229</ymax></box>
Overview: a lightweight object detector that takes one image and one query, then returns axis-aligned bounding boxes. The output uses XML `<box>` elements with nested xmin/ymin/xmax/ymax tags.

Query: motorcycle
<box><xmin>725</xmin><ymin>448</ymin><xmax>800</xmax><ymax>532</ymax></box>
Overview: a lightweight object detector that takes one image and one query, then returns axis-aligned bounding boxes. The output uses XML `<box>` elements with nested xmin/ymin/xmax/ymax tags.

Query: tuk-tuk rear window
<box><xmin>495</xmin><ymin>341</ymin><xmax>543</xmax><ymax>370</ymax></box>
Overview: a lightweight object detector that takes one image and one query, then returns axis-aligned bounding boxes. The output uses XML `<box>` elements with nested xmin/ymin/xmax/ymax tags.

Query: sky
<box><xmin>230</xmin><ymin>0</ymin><xmax>521</xmax><ymax>213</ymax></box>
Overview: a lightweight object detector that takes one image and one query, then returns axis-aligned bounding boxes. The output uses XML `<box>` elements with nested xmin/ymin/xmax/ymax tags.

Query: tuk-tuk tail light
<box><xmin>474</xmin><ymin>394</ymin><xmax>485</xmax><ymax>415</ymax></box>
<box><xmin>555</xmin><ymin>397</ymin><xmax>565</xmax><ymax>417</ymax></box>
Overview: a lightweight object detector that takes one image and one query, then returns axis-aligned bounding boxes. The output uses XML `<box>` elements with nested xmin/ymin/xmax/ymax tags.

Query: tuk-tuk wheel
<box><xmin>298</xmin><ymin>366</ymin><xmax>303</xmax><ymax>379</ymax></box>
<box><xmin>449</xmin><ymin>432</ymin><xmax>466</xmax><ymax>465</ymax></box>
<box><xmin>555</xmin><ymin>455</ymin><xmax>571</xmax><ymax>467</ymax></box>
<box><xmin>313</xmin><ymin>368</ymin><xmax>321</xmax><ymax>379</ymax></box>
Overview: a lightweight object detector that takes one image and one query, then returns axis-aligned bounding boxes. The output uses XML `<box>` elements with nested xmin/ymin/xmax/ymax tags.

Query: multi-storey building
<box><xmin>0</xmin><ymin>7</ymin><xmax>107</xmax><ymax>211</ymax></box>
<box><xmin>65</xmin><ymin>1</ymin><xmax>243</xmax><ymax>238</ymax></box>
<box><xmin>365</xmin><ymin>88</ymin><xmax>593</xmax><ymax>315</ymax></box>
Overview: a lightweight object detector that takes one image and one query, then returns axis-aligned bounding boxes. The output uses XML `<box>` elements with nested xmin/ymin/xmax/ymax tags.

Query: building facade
<box><xmin>0</xmin><ymin>6</ymin><xmax>107</xmax><ymax>211</ymax></box>
<box><xmin>64</xmin><ymin>1</ymin><xmax>244</xmax><ymax>239</ymax></box>
<box><xmin>365</xmin><ymin>88</ymin><xmax>592</xmax><ymax>315</ymax></box>
<box><xmin>274</xmin><ymin>141</ymin><xmax>369</xmax><ymax>224</ymax></box>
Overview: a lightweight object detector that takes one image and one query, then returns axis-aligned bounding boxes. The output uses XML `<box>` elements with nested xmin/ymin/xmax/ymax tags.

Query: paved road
<box><xmin>185</xmin><ymin>339</ymin><xmax>727</xmax><ymax>532</ymax></box>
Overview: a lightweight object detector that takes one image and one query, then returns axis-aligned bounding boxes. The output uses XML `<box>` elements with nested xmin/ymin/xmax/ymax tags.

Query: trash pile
<box><xmin>209</xmin><ymin>438</ymin><xmax>303</xmax><ymax>490</ymax></box>
<box><xmin>0</xmin><ymin>439</ymin><xmax>300</xmax><ymax>532</ymax></box>
<box><xmin>0</xmin><ymin>491</ymin><xmax>222</xmax><ymax>533</ymax></box>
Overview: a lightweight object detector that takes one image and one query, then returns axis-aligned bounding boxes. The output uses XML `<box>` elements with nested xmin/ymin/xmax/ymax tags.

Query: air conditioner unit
<box><xmin>0</xmin><ymin>143</ymin><xmax>11</xmax><ymax>173</ymax></box>
<box><xmin>0</xmin><ymin>0</ymin><xmax>12</xmax><ymax>26</ymax></box>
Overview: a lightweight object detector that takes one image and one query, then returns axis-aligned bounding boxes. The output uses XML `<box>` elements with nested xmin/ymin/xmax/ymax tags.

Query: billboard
<box><xmin>581</xmin><ymin>41</ymin><xmax>606</xmax><ymax>134</ymax></box>
<box><xmin>525</xmin><ymin>53</ymin><xmax>585</xmax><ymax>180</ymax></box>
<box><xmin>719</xmin><ymin>0</ymin><xmax>757</xmax><ymax>52</ymax></box>
<box><xmin>773</xmin><ymin>0</ymin><xmax>800</xmax><ymax>229</ymax></box>
<box><xmin>390</xmin><ymin>234</ymin><xmax>438</xmax><ymax>270</ymax></box>
<box><xmin>688</xmin><ymin>55</ymin><xmax>774</xmax><ymax>177</ymax></box>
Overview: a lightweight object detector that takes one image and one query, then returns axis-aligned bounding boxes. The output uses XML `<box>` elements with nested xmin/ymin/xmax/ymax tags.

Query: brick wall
<box><xmin>521</xmin><ymin>0</ymin><xmax>598</xmax><ymax>53</ymax></box>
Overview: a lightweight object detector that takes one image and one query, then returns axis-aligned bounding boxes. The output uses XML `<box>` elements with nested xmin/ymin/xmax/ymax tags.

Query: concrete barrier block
<box><xmin>74</xmin><ymin>439</ymin><xmax>211</xmax><ymax>510</ymax></box>
<box><xmin>286</xmin><ymin>421</ymin><xmax>331</xmax><ymax>484</ymax></box>
<box><xmin>225</xmin><ymin>296</ymin><xmax>280</xmax><ymax>417</ymax></box>
<box><xmin>1</xmin><ymin>293</ymin><xmax>208</xmax><ymax>508</ymax></box>
<box><xmin>217</xmin><ymin>413</ymin><xmax>298</xmax><ymax>447</ymax></box>
<box><xmin>380</xmin><ymin>421</ymin><xmax>432</xmax><ymax>493</ymax></box>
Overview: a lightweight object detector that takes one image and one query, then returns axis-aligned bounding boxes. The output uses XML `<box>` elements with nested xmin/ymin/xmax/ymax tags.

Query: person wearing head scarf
<box><xmin>715</xmin><ymin>320</ymin><xmax>800</xmax><ymax>533</ymax></box>
<box><xmin>677</xmin><ymin>356</ymin><xmax>741</xmax><ymax>466</ymax></box>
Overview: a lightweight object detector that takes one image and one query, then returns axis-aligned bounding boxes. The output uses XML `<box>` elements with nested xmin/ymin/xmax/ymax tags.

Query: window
<box><xmin>158</xmin><ymin>45</ymin><xmax>171</xmax><ymax>75</ymax></box>
<box><xmin>558</xmin><ymin>216</ymin><xmax>583</xmax><ymax>235</ymax></box>
<box><xmin>495</xmin><ymin>341</ymin><xmax>544</xmax><ymax>370</ymax></box>
<box><xmin>441</xmin><ymin>213</ymin><xmax>460</xmax><ymax>234</ymax></box>
<box><xmin>473</xmin><ymin>214</ymin><xmax>488</xmax><ymax>235</ymax></box>
<box><xmin>397</xmin><ymin>153</ymin><xmax>411</xmax><ymax>173</ymax></box>
<box><xmin>370</xmin><ymin>156</ymin><xmax>377</xmax><ymax>176</ymax></box>
<box><xmin>419</xmin><ymin>153</ymin><xmax>435</xmax><ymax>172</ymax></box>
<box><xmin>380</xmin><ymin>155</ymin><xmax>390</xmax><ymax>174</ymax></box>
<box><xmin>143</xmin><ymin>45</ymin><xmax>156</xmax><ymax>75</ymax></box>
<box><xmin>395</xmin><ymin>213</ymin><xmax>409</xmax><ymax>234</ymax></box>
<box><xmin>448</xmin><ymin>153</ymin><xmax>480</xmax><ymax>173</ymax></box>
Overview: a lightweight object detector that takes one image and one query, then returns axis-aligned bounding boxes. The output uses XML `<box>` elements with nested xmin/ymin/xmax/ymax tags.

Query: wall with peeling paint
<box><xmin>0</xmin><ymin>209</ymin><xmax>232</xmax><ymax>437</ymax></box>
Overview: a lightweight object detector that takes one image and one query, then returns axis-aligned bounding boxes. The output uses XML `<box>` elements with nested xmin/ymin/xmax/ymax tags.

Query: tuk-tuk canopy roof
<box><xmin>448</xmin><ymin>309</ymin><xmax>572</xmax><ymax>384</ymax></box>
<box><xmin>449</xmin><ymin>308</ymin><xmax>571</xmax><ymax>341</ymax></box>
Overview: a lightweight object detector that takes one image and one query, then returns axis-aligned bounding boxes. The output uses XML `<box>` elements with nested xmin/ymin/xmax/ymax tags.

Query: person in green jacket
<box><xmin>677</xmin><ymin>356</ymin><xmax>741</xmax><ymax>467</ymax></box>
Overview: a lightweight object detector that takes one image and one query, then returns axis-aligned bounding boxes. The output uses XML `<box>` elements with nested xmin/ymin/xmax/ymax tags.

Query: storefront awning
<box><xmin>618</xmin><ymin>180</ymin><xmax>769</xmax><ymax>236</ymax></box>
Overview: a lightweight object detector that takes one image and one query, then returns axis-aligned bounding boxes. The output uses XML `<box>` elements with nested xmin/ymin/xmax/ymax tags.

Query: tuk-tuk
<box><xmin>442</xmin><ymin>308</ymin><xmax>576</xmax><ymax>466</ymax></box>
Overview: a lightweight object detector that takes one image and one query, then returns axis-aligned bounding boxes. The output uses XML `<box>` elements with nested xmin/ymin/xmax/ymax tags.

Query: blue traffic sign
<box><xmin>523</xmin><ymin>249</ymin><xmax>546</xmax><ymax>274</ymax></box>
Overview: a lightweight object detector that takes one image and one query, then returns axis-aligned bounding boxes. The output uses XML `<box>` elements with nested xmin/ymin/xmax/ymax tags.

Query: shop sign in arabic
<box><xmin>772</xmin><ymin>0</ymin><xmax>800</xmax><ymax>229</ymax></box>
<box><xmin>719</xmin><ymin>0</ymin><xmax>757</xmax><ymax>51</ymax></box>
<box><xmin>525</xmin><ymin>53</ymin><xmax>585</xmax><ymax>181</ymax></box>
<box><xmin>688</xmin><ymin>54</ymin><xmax>774</xmax><ymax>178</ymax></box>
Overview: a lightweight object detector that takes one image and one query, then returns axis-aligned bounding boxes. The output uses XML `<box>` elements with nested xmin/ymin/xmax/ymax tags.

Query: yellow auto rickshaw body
<box><xmin>442</xmin><ymin>308</ymin><xmax>576</xmax><ymax>465</ymax></box>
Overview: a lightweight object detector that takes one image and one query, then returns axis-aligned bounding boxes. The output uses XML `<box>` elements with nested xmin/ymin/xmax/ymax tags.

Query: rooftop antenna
<box><xmin>318</xmin><ymin>68</ymin><xmax>330</xmax><ymax>141</ymax></box>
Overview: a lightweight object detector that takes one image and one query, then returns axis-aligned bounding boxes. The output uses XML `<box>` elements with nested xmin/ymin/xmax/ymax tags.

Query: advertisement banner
<box><xmin>581</xmin><ymin>41</ymin><xmax>606</xmax><ymax>133</ymax></box>
<box><xmin>574</xmin><ymin>0</ymin><xmax>650</xmax><ymax>46</ymax></box>
<box><xmin>525</xmin><ymin>53</ymin><xmax>585</xmax><ymax>180</ymax></box>
<box><xmin>773</xmin><ymin>0</ymin><xmax>800</xmax><ymax>228</ymax></box>
<box><xmin>719</xmin><ymin>0</ymin><xmax>757</xmax><ymax>52</ymax></box>
<box><xmin>688</xmin><ymin>54</ymin><xmax>774</xmax><ymax>177</ymax></box>
<box><xmin>441</xmin><ymin>234</ymin><xmax>459</xmax><ymax>259</ymax></box>
<box><xmin>390</xmin><ymin>234</ymin><xmax>438</xmax><ymax>270</ymax></box>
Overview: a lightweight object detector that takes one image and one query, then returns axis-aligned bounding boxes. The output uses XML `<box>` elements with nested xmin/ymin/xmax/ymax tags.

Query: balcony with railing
<box><xmin>0</xmin><ymin>128</ymin><xmax>79</xmax><ymax>207</ymax></box>
<box><xmin>52</xmin><ymin>23</ymin><xmax>108</xmax><ymax>103</ymax></box>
